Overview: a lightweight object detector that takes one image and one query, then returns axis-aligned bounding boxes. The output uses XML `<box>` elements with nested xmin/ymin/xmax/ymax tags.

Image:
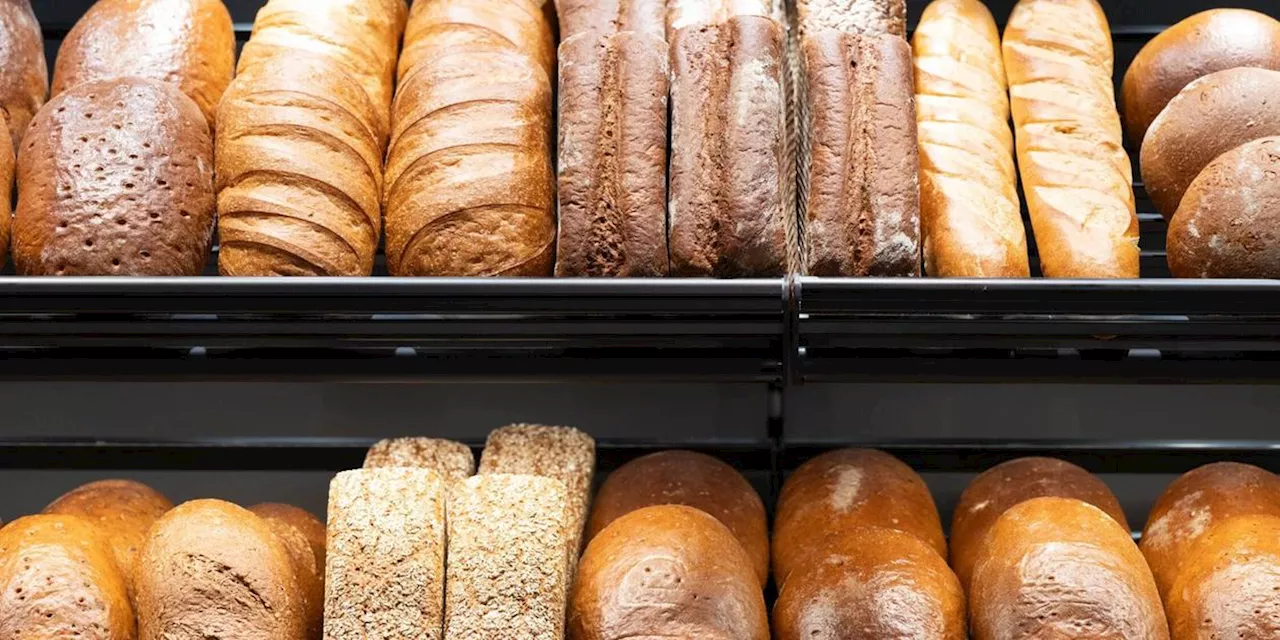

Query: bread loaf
<box><xmin>795</xmin><ymin>0</ymin><xmax>905</xmax><ymax>38</ymax></box>
<box><xmin>1141</xmin><ymin>462</ymin><xmax>1280</xmax><ymax>598</ymax></box>
<box><xmin>44</xmin><ymin>479</ymin><xmax>173</xmax><ymax>597</ymax></box>
<box><xmin>325</xmin><ymin>469</ymin><xmax>446</xmax><ymax>640</ymax></box>
<box><xmin>554</xmin><ymin>0</ymin><xmax>664</xmax><ymax>38</ymax></box>
<box><xmin>1004</xmin><ymin>0</ymin><xmax>1139</xmax><ymax>278</ymax></box>
<box><xmin>445</xmin><ymin>474</ymin><xmax>570</xmax><ymax>640</ymax></box>
<box><xmin>136</xmin><ymin>499</ymin><xmax>305</xmax><ymax>640</ymax></box>
<box><xmin>398</xmin><ymin>0</ymin><xmax>555</xmax><ymax>81</ymax></box>
<box><xmin>52</xmin><ymin>0</ymin><xmax>234</xmax><ymax>128</ymax></box>
<box><xmin>569</xmin><ymin>505</ymin><xmax>769</xmax><ymax>640</ymax></box>
<box><xmin>669</xmin><ymin>15</ymin><xmax>790</xmax><ymax>277</ymax></box>
<box><xmin>555</xmin><ymin>31</ymin><xmax>670</xmax><ymax>277</ymax></box>
<box><xmin>971</xmin><ymin>497</ymin><xmax>1167</xmax><ymax>640</ymax></box>
<box><xmin>950</xmin><ymin>457</ymin><xmax>1127</xmax><ymax>591</ymax></box>
<box><xmin>0</xmin><ymin>515</ymin><xmax>135</xmax><ymax>640</ymax></box>
<box><xmin>667</xmin><ymin>0</ymin><xmax>773</xmax><ymax>37</ymax></box>
<box><xmin>914</xmin><ymin>0</ymin><xmax>1028</xmax><ymax>277</ymax></box>
<box><xmin>1122</xmin><ymin>9</ymin><xmax>1280</xmax><ymax>147</ymax></box>
<box><xmin>250</xmin><ymin>504</ymin><xmax>326</xmax><ymax>640</ymax></box>
<box><xmin>585</xmin><ymin>450</ymin><xmax>768</xmax><ymax>586</ymax></box>
<box><xmin>363</xmin><ymin>437</ymin><xmax>476</xmax><ymax>481</ymax></box>
<box><xmin>14</xmin><ymin>78</ymin><xmax>215</xmax><ymax>276</ymax></box>
<box><xmin>0</xmin><ymin>0</ymin><xmax>46</xmax><ymax>152</ymax></box>
<box><xmin>1168</xmin><ymin>136</ymin><xmax>1280</xmax><ymax>278</ymax></box>
<box><xmin>802</xmin><ymin>29</ymin><xmax>920</xmax><ymax>276</ymax></box>
<box><xmin>1141</xmin><ymin>67</ymin><xmax>1280</xmax><ymax>221</ymax></box>
<box><xmin>0</xmin><ymin>118</ymin><xmax>13</xmax><ymax>269</ymax></box>
<box><xmin>1166</xmin><ymin>514</ymin><xmax>1280</xmax><ymax>640</ymax></box>
<box><xmin>773</xmin><ymin>526</ymin><xmax>966</xmax><ymax>640</ymax></box>
<box><xmin>772</xmin><ymin>448</ymin><xmax>944</xmax><ymax>587</ymax></box>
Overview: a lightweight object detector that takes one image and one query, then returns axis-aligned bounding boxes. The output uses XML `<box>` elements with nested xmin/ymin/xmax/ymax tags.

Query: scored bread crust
<box><xmin>0</xmin><ymin>0</ymin><xmax>46</xmax><ymax>153</ymax></box>
<box><xmin>400</xmin><ymin>0</ymin><xmax>555</xmax><ymax>80</ymax></box>
<box><xmin>363</xmin><ymin>437</ymin><xmax>476</xmax><ymax>481</ymax></box>
<box><xmin>554</xmin><ymin>0</ymin><xmax>665</xmax><ymax>39</ymax></box>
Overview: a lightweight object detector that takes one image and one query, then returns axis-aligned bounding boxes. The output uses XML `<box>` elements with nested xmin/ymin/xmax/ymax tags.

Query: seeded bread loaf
<box><xmin>554</xmin><ymin>0</ymin><xmax>664</xmax><ymax>38</ymax></box>
<box><xmin>666</xmin><ymin>0</ymin><xmax>773</xmax><ymax>38</ymax></box>
<box><xmin>0</xmin><ymin>0</ymin><xmax>46</xmax><ymax>152</ymax></box>
<box><xmin>250</xmin><ymin>504</ymin><xmax>326</xmax><ymax>640</ymax></box>
<box><xmin>363</xmin><ymin>437</ymin><xmax>476</xmax><ymax>481</ymax></box>
<box><xmin>1166</xmin><ymin>514</ymin><xmax>1280</xmax><ymax>640</ymax></box>
<box><xmin>795</xmin><ymin>0</ymin><xmax>905</xmax><ymax>38</ymax></box>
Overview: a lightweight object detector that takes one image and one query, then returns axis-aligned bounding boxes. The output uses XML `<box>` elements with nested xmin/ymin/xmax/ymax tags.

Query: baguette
<box><xmin>1166</xmin><ymin>515</ymin><xmax>1280</xmax><ymax>640</ymax></box>
<box><xmin>914</xmin><ymin>0</ymin><xmax>1028</xmax><ymax>277</ymax></box>
<box><xmin>1003</xmin><ymin>0</ymin><xmax>1139</xmax><ymax>278</ymax></box>
<box><xmin>0</xmin><ymin>0</ymin><xmax>47</xmax><ymax>152</ymax></box>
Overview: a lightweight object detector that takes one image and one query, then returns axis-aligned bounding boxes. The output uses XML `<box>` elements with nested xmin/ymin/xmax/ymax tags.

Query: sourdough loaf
<box><xmin>250</xmin><ymin>504</ymin><xmax>326</xmax><ymax>640</ymax></box>
<box><xmin>1166</xmin><ymin>514</ymin><xmax>1280</xmax><ymax>640</ymax></box>
<box><xmin>554</xmin><ymin>0</ymin><xmax>664</xmax><ymax>38</ymax></box>
<box><xmin>14</xmin><ymin>78</ymin><xmax>215</xmax><ymax>276</ymax></box>
<box><xmin>570</xmin><ymin>505</ymin><xmax>769</xmax><ymax>640</ymax></box>
<box><xmin>52</xmin><ymin>0</ymin><xmax>234</xmax><ymax>128</ymax></box>
<box><xmin>796</xmin><ymin>0</ymin><xmax>905</xmax><ymax>38</ymax></box>
<box><xmin>586</xmin><ymin>450</ymin><xmax>768</xmax><ymax>586</ymax></box>
<box><xmin>0</xmin><ymin>0</ymin><xmax>46</xmax><ymax>152</ymax></box>
<box><xmin>363</xmin><ymin>437</ymin><xmax>476</xmax><ymax>481</ymax></box>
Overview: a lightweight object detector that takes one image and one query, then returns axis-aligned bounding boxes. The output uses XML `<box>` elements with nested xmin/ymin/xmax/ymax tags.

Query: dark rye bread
<box><xmin>556</xmin><ymin>31</ymin><xmax>669</xmax><ymax>277</ymax></box>
<box><xmin>554</xmin><ymin>0</ymin><xmax>664</xmax><ymax>39</ymax></box>
<box><xmin>13</xmin><ymin>78</ymin><xmax>215</xmax><ymax>276</ymax></box>
<box><xmin>669</xmin><ymin>16</ymin><xmax>789</xmax><ymax>277</ymax></box>
<box><xmin>802</xmin><ymin>30</ymin><xmax>920</xmax><ymax>276</ymax></box>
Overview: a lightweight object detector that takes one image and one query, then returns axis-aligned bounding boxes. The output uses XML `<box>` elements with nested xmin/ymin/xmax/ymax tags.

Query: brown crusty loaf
<box><xmin>570</xmin><ymin>505</ymin><xmax>769</xmax><ymax>640</ymax></box>
<box><xmin>802</xmin><ymin>30</ymin><xmax>920</xmax><ymax>276</ymax></box>
<box><xmin>445</xmin><ymin>474</ymin><xmax>570</xmax><ymax>639</ymax></box>
<box><xmin>669</xmin><ymin>15</ymin><xmax>789</xmax><ymax>277</ymax></box>
<box><xmin>0</xmin><ymin>514</ymin><xmax>135</xmax><ymax>640</ymax></box>
<box><xmin>950</xmin><ymin>457</ymin><xmax>1127</xmax><ymax>591</ymax></box>
<box><xmin>555</xmin><ymin>0</ymin><xmax>664</xmax><ymax>39</ymax></box>
<box><xmin>135</xmin><ymin>499</ymin><xmax>305</xmax><ymax>640</ymax></box>
<box><xmin>1166</xmin><ymin>514</ymin><xmax>1280</xmax><ymax>640</ymax></box>
<box><xmin>1122</xmin><ymin>9</ymin><xmax>1280</xmax><ymax>147</ymax></box>
<box><xmin>1141</xmin><ymin>462</ymin><xmax>1280</xmax><ymax>599</ymax></box>
<box><xmin>667</xmin><ymin>0</ymin><xmax>774</xmax><ymax>37</ymax></box>
<box><xmin>970</xmin><ymin>497</ymin><xmax>1168</xmax><ymax>640</ymax></box>
<box><xmin>249</xmin><ymin>504</ymin><xmax>325</xmax><ymax>640</ymax></box>
<box><xmin>796</xmin><ymin>0</ymin><xmax>905</xmax><ymax>37</ymax></box>
<box><xmin>773</xmin><ymin>526</ymin><xmax>966</xmax><ymax>640</ymax></box>
<box><xmin>1168</xmin><ymin>137</ymin><xmax>1280</xmax><ymax>279</ymax></box>
<box><xmin>914</xmin><ymin>0</ymin><xmax>1028</xmax><ymax>278</ymax></box>
<box><xmin>1004</xmin><ymin>0</ymin><xmax>1139</xmax><ymax>278</ymax></box>
<box><xmin>363</xmin><ymin>437</ymin><xmax>476</xmax><ymax>481</ymax></box>
<box><xmin>51</xmin><ymin>0</ymin><xmax>234</xmax><ymax>128</ymax></box>
<box><xmin>325</xmin><ymin>469</ymin><xmax>446</xmax><ymax>640</ymax></box>
<box><xmin>1141</xmin><ymin>67</ymin><xmax>1280</xmax><ymax>221</ymax></box>
<box><xmin>772</xmin><ymin>448</ymin><xmax>944</xmax><ymax>587</ymax></box>
<box><xmin>585</xmin><ymin>450</ymin><xmax>768</xmax><ymax>587</ymax></box>
<box><xmin>14</xmin><ymin>78</ymin><xmax>215</xmax><ymax>276</ymax></box>
<box><xmin>0</xmin><ymin>118</ymin><xmax>12</xmax><ymax>267</ymax></box>
<box><xmin>555</xmin><ymin>31</ymin><xmax>669</xmax><ymax>277</ymax></box>
<box><xmin>44</xmin><ymin>479</ymin><xmax>173</xmax><ymax>597</ymax></box>
<box><xmin>0</xmin><ymin>0</ymin><xmax>46</xmax><ymax>152</ymax></box>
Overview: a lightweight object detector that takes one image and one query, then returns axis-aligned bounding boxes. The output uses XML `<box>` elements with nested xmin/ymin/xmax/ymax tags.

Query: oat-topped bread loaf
<box><xmin>52</xmin><ymin>0</ymin><xmax>234</xmax><ymax>128</ymax></box>
<box><xmin>249</xmin><ymin>504</ymin><xmax>326</xmax><ymax>640</ymax></box>
<box><xmin>1166</xmin><ymin>514</ymin><xmax>1280</xmax><ymax>640</ymax></box>
<box><xmin>0</xmin><ymin>514</ymin><xmax>135</xmax><ymax>640</ymax></box>
<box><xmin>363</xmin><ymin>437</ymin><xmax>476</xmax><ymax>481</ymax></box>
<box><xmin>0</xmin><ymin>0</ymin><xmax>46</xmax><ymax>152</ymax></box>
<box><xmin>44</xmin><ymin>479</ymin><xmax>173</xmax><ymax>597</ymax></box>
<box><xmin>554</xmin><ymin>0</ymin><xmax>664</xmax><ymax>39</ymax></box>
<box><xmin>14</xmin><ymin>78</ymin><xmax>215</xmax><ymax>276</ymax></box>
<box><xmin>135</xmin><ymin>499</ymin><xmax>306</xmax><ymax>640</ymax></box>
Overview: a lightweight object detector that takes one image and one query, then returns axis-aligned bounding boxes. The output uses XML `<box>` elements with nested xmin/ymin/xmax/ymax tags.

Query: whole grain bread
<box><xmin>363</xmin><ymin>437</ymin><xmax>476</xmax><ymax>481</ymax></box>
<box><xmin>796</xmin><ymin>0</ymin><xmax>906</xmax><ymax>38</ymax></box>
<box><xmin>0</xmin><ymin>0</ymin><xmax>47</xmax><ymax>152</ymax></box>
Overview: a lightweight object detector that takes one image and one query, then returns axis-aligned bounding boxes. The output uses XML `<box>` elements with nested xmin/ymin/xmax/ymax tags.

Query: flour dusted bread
<box><xmin>1166</xmin><ymin>514</ymin><xmax>1280</xmax><ymax>640</ymax></box>
<box><xmin>44</xmin><ymin>479</ymin><xmax>173</xmax><ymax>596</ymax></box>
<box><xmin>970</xmin><ymin>497</ymin><xmax>1168</xmax><ymax>640</ymax></box>
<box><xmin>796</xmin><ymin>0</ymin><xmax>905</xmax><ymax>37</ymax></box>
<box><xmin>586</xmin><ymin>450</ymin><xmax>768</xmax><ymax>586</ymax></box>
<box><xmin>1141</xmin><ymin>462</ymin><xmax>1280</xmax><ymax>598</ymax></box>
<box><xmin>249</xmin><ymin>504</ymin><xmax>325</xmax><ymax>640</ymax></box>
<box><xmin>802</xmin><ymin>30</ymin><xmax>920</xmax><ymax>276</ymax></box>
<box><xmin>570</xmin><ymin>505</ymin><xmax>769</xmax><ymax>640</ymax></box>
<box><xmin>667</xmin><ymin>0</ymin><xmax>774</xmax><ymax>37</ymax></box>
<box><xmin>1003</xmin><ymin>0</ymin><xmax>1139</xmax><ymax>278</ymax></box>
<box><xmin>950</xmin><ymin>457</ymin><xmax>1127</xmax><ymax>591</ymax></box>
<box><xmin>0</xmin><ymin>514</ymin><xmax>135</xmax><ymax>640</ymax></box>
<box><xmin>52</xmin><ymin>0</ymin><xmax>234</xmax><ymax>128</ymax></box>
<box><xmin>773</xmin><ymin>526</ymin><xmax>966</xmax><ymax>640</ymax></box>
<box><xmin>555</xmin><ymin>0</ymin><xmax>664</xmax><ymax>38</ymax></box>
<box><xmin>772</xmin><ymin>448</ymin><xmax>944</xmax><ymax>587</ymax></box>
<box><xmin>0</xmin><ymin>0</ymin><xmax>46</xmax><ymax>152</ymax></box>
<box><xmin>363</xmin><ymin>437</ymin><xmax>475</xmax><ymax>481</ymax></box>
<box><xmin>14</xmin><ymin>78</ymin><xmax>215</xmax><ymax>276</ymax></box>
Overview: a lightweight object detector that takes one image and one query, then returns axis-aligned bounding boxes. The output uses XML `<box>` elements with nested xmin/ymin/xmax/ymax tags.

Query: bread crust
<box><xmin>554</xmin><ymin>0</ymin><xmax>664</xmax><ymax>39</ymax></box>
<box><xmin>1167</xmin><ymin>514</ymin><xmax>1280</xmax><ymax>640</ymax></box>
<box><xmin>249</xmin><ymin>504</ymin><xmax>326</xmax><ymax>640</ymax></box>
<box><xmin>796</xmin><ymin>0</ymin><xmax>906</xmax><ymax>38</ymax></box>
<box><xmin>0</xmin><ymin>0</ymin><xmax>47</xmax><ymax>152</ymax></box>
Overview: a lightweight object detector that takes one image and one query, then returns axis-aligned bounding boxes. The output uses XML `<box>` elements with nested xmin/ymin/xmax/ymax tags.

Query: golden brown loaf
<box><xmin>363</xmin><ymin>437</ymin><xmax>476</xmax><ymax>481</ymax></box>
<box><xmin>398</xmin><ymin>0</ymin><xmax>555</xmax><ymax>82</ymax></box>
<box><xmin>135</xmin><ymin>499</ymin><xmax>306</xmax><ymax>640</ymax></box>
<box><xmin>249</xmin><ymin>504</ymin><xmax>326</xmax><ymax>640</ymax></box>
<box><xmin>555</xmin><ymin>0</ymin><xmax>665</xmax><ymax>39</ymax></box>
<box><xmin>796</xmin><ymin>0</ymin><xmax>905</xmax><ymax>37</ymax></box>
<box><xmin>1122</xmin><ymin>9</ymin><xmax>1280</xmax><ymax>147</ymax></box>
<box><xmin>1166</xmin><ymin>514</ymin><xmax>1280</xmax><ymax>640</ymax></box>
<box><xmin>772</xmin><ymin>448</ymin><xmax>944</xmax><ymax>587</ymax></box>
<box><xmin>802</xmin><ymin>29</ymin><xmax>920</xmax><ymax>276</ymax></box>
<box><xmin>1003</xmin><ymin>0</ymin><xmax>1139</xmax><ymax>278</ymax></box>
<box><xmin>0</xmin><ymin>514</ymin><xmax>135</xmax><ymax>640</ymax></box>
<box><xmin>669</xmin><ymin>15</ymin><xmax>790</xmax><ymax>277</ymax></box>
<box><xmin>585</xmin><ymin>450</ymin><xmax>769</xmax><ymax>587</ymax></box>
<box><xmin>773</xmin><ymin>526</ymin><xmax>966</xmax><ymax>640</ymax></box>
<box><xmin>1141</xmin><ymin>462</ymin><xmax>1280</xmax><ymax>598</ymax></box>
<box><xmin>0</xmin><ymin>118</ymin><xmax>12</xmax><ymax>267</ymax></box>
<box><xmin>569</xmin><ymin>505</ymin><xmax>769</xmax><ymax>640</ymax></box>
<box><xmin>914</xmin><ymin>0</ymin><xmax>1028</xmax><ymax>278</ymax></box>
<box><xmin>555</xmin><ymin>31</ymin><xmax>670</xmax><ymax>277</ymax></box>
<box><xmin>0</xmin><ymin>0</ymin><xmax>47</xmax><ymax>152</ymax></box>
<box><xmin>51</xmin><ymin>0</ymin><xmax>234</xmax><ymax>128</ymax></box>
<box><xmin>44</xmin><ymin>479</ymin><xmax>174</xmax><ymax>597</ymax></box>
<box><xmin>14</xmin><ymin>78</ymin><xmax>215</xmax><ymax>276</ymax></box>
<box><xmin>1140</xmin><ymin>67</ymin><xmax>1280</xmax><ymax>221</ymax></box>
<box><xmin>970</xmin><ymin>497</ymin><xmax>1168</xmax><ymax>640</ymax></box>
<box><xmin>950</xmin><ymin>456</ymin><xmax>1127</xmax><ymax>591</ymax></box>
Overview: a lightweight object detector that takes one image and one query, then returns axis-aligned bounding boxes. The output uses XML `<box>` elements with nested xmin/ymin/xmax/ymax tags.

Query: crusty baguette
<box><xmin>0</xmin><ymin>0</ymin><xmax>46</xmax><ymax>152</ymax></box>
<box><xmin>363</xmin><ymin>437</ymin><xmax>476</xmax><ymax>481</ymax></box>
<box><xmin>914</xmin><ymin>0</ymin><xmax>1028</xmax><ymax>277</ymax></box>
<box><xmin>1003</xmin><ymin>0</ymin><xmax>1139</xmax><ymax>278</ymax></box>
<box><xmin>554</xmin><ymin>0</ymin><xmax>664</xmax><ymax>39</ymax></box>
